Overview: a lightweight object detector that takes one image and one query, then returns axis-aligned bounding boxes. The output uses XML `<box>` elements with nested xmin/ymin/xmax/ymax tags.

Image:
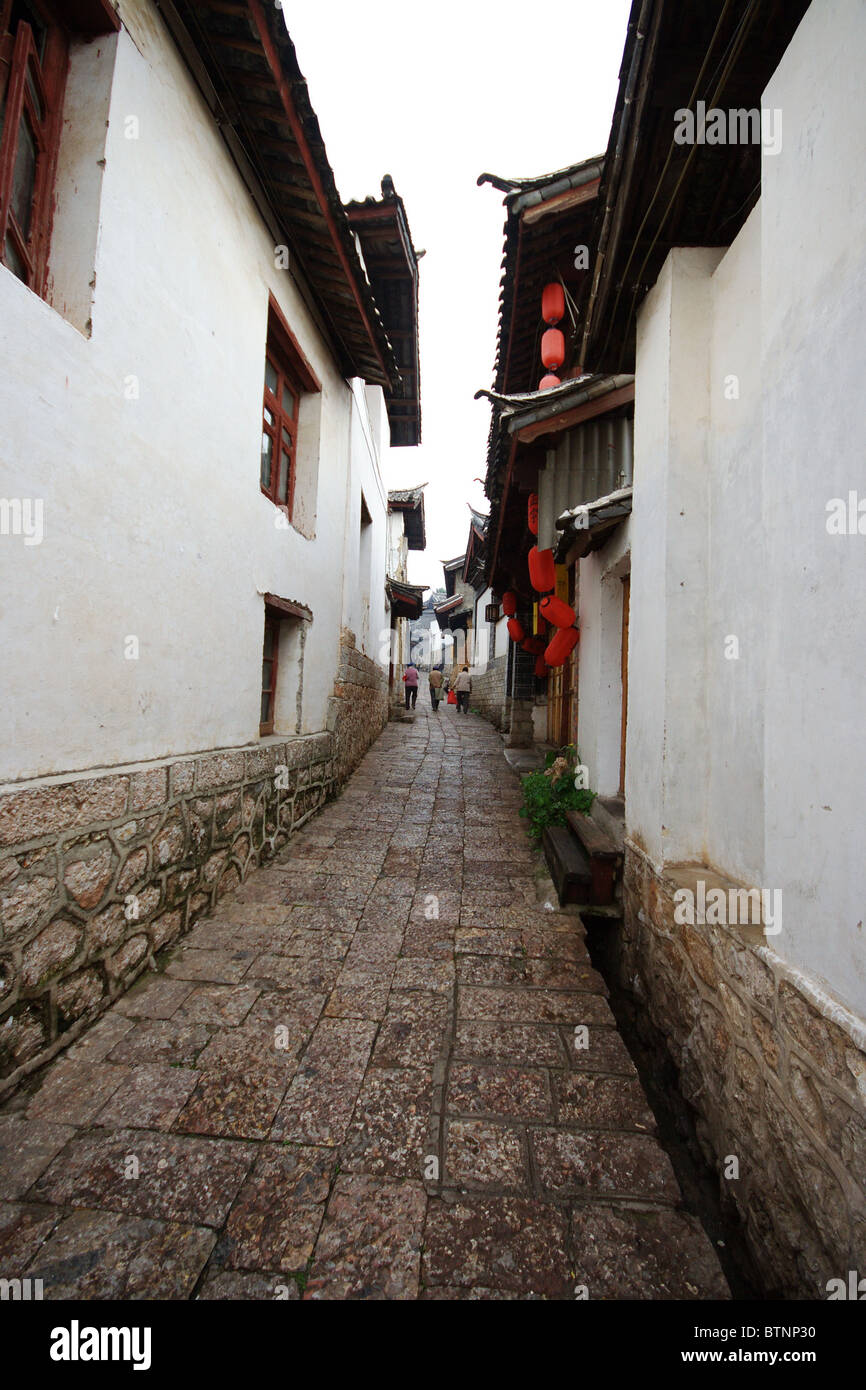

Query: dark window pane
<box><xmin>11</xmin><ymin>110</ymin><xmax>37</xmax><ymax>239</ymax></box>
<box><xmin>260</xmin><ymin>432</ymin><xmax>273</xmax><ymax>489</ymax></box>
<box><xmin>282</xmin><ymin>382</ymin><xmax>296</xmax><ymax>415</ymax></box>
<box><xmin>264</xmin><ymin>359</ymin><xmax>278</xmax><ymax>394</ymax></box>
<box><xmin>11</xmin><ymin>3</ymin><xmax>47</xmax><ymax>59</ymax></box>
<box><xmin>25</xmin><ymin>66</ymin><xmax>44</xmax><ymax>123</ymax></box>
<box><xmin>278</xmin><ymin>450</ymin><xmax>290</xmax><ymax>503</ymax></box>
<box><xmin>262</xmin><ymin>659</ymin><xmax>272</xmax><ymax>689</ymax></box>
<box><xmin>282</xmin><ymin>425</ymin><xmax>292</xmax><ymax>448</ymax></box>
<box><xmin>0</xmin><ymin>70</ymin><xmax>9</xmax><ymax>148</ymax></box>
<box><xmin>261</xmin><ymin>691</ymin><xmax>271</xmax><ymax>723</ymax></box>
<box><xmin>263</xmin><ymin>625</ymin><xmax>275</xmax><ymax>659</ymax></box>
<box><xmin>4</xmin><ymin>232</ymin><xmax>26</xmax><ymax>282</ymax></box>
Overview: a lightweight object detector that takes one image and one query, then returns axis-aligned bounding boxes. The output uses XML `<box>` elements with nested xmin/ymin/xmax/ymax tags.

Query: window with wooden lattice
<box><xmin>260</xmin><ymin>295</ymin><xmax>321</xmax><ymax>522</ymax></box>
<box><xmin>0</xmin><ymin>0</ymin><xmax>117</xmax><ymax>297</ymax></box>
<box><xmin>0</xmin><ymin>0</ymin><xmax>68</xmax><ymax>292</ymax></box>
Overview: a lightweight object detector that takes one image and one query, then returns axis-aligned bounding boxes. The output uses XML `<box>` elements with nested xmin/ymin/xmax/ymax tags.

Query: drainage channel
<box><xmin>579</xmin><ymin>908</ymin><xmax>767</xmax><ymax>1302</ymax></box>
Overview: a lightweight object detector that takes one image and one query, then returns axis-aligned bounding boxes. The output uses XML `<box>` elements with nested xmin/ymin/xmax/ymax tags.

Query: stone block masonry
<box><xmin>616</xmin><ymin>842</ymin><xmax>866</xmax><ymax>1297</ymax></box>
<box><xmin>327</xmin><ymin>628</ymin><xmax>389</xmax><ymax>786</ymax></box>
<box><xmin>0</xmin><ymin>732</ymin><xmax>342</xmax><ymax>1094</ymax></box>
<box><xmin>471</xmin><ymin>654</ymin><xmax>508</xmax><ymax>731</ymax></box>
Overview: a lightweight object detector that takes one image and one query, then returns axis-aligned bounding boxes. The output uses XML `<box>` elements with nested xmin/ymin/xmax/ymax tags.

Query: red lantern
<box><xmin>541</xmin><ymin>327</ymin><xmax>565</xmax><ymax>370</ymax></box>
<box><xmin>534</xmin><ymin>654</ymin><xmax>549</xmax><ymax>679</ymax></box>
<box><xmin>545</xmin><ymin>625</ymin><xmax>579</xmax><ymax>668</ymax></box>
<box><xmin>525</xmin><ymin>635</ymin><xmax>547</xmax><ymax>655</ymax></box>
<box><xmin>542</xmin><ymin>282</ymin><xmax>565</xmax><ymax>325</ymax></box>
<box><xmin>507</xmin><ymin>617</ymin><xmax>525</xmax><ymax>644</ymax></box>
<box><xmin>528</xmin><ymin>545</ymin><xmax>556</xmax><ymax>594</ymax></box>
<box><xmin>539</xmin><ymin>594</ymin><xmax>576</xmax><ymax>628</ymax></box>
<box><xmin>539</xmin><ymin>373</ymin><xmax>561</xmax><ymax>390</ymax></box>
<box><xmin>502</xmin><ymin>591</ymin><xmax>517</xmax><ymax>617</ymax></box>
<box><xmin>528</xmin><ymin>493</ymin><xmax>538</xmax><ymax>536</ymax></box>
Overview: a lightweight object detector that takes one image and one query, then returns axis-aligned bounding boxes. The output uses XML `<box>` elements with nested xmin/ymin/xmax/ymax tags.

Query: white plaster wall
<box><xmin>576</xmin><ymin>520</ymin><xmax>630</xmax><ymax>796</ymax></box>
<box><xmin>760</xmin><ymin>0</ymin><xmax>866</xmax><ymax>1012</ymax></box>
<box><xmin>629</xmin><ymin>245</ymin><xmax>763</xmax><ymax>869</ymax></box>
<box><xmin>626</xmin><ymin>256</ymin><xmax>674</xmax><ymax>863</ymax></box>
<box><xmin>386</xmin><ymin>509</ymin><xmax>407</xmax><ymax>582</ymax></box>
<box><xmin>0</xmin><ymin>0</ymin><xmax>383</xmax><ymax>783</ymax></box>
<box><xmin>344</xmin><ymin>379</ymin><xmax>389</xmax><ymax>662</ymax></box>
<box><xmin>45</xmin><ymin>32</ymin><xmax>117</xmax><ymax>334</ymax></box>
<box><xmin>471</xmin><ymin>585</ymin><xmax>503</xmax><ymax>670</ymax></box>
<box><xmin>627</xmin><ymin>0</ymin><xmax>866</xmax><ymax>1015</ymax></box>
<box><xmin>706</xmin><ymin>207</ymin><xmax>765</xmax><ymax>884</ymax></box>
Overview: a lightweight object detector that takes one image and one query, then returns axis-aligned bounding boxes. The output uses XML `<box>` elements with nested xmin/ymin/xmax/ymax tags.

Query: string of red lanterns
<box><xmin>496</xmin><ymin>283</ymin><xmax>581</xmax><ymax>676</ymax></box>
<box><xmin>539</xmin><ymin>279</ymin><xmax>565</xmax><ymax>390</ymax></box>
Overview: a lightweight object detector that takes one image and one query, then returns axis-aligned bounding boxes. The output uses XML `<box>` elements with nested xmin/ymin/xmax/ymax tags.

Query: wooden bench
<box><xmin>565</xmin><ymin>810</ymin><xmax>623</xmax><ymax>905</ymax></box>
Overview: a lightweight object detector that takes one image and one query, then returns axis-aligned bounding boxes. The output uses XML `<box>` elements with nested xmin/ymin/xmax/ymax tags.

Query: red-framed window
<box><xmin>0</xmin><ymin>0</ymin><xmax>69</xmax><ymax>293</ymax></box>
<box><xmin>260</xmin><ymin>344</ymin><xmax>300</xmax><ymax>514</ymax></box>
<box><xmin>260</xmin><ymin>609</ymin><xmax>280</xmax><ymax>735</ymax></box>
<box><xmin>260</xmin><ymin>294</ymin><xmax>322</xmax><ymax>521</ymax></box>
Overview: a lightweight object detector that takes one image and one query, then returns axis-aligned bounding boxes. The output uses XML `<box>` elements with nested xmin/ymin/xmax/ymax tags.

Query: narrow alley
<box><xmin>0</xmin><ymin>710</ymin><xmax>727</xmax><ymax>1300</ymax></box>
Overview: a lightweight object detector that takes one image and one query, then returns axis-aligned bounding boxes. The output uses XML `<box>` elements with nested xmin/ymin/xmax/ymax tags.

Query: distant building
<box><xmin>386</xmin><ymin>486</ymin><xmax>427</xmax><ymax>698</ymax></box>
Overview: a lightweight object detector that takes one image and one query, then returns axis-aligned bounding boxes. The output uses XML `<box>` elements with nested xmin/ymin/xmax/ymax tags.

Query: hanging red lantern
<box><xmin>501</xmin><ymin>591</ymin><xmax>517</xmax><ymax>617</ymax></box>
<box><xmin>539</xmin><ymin>594</ymin><xmax>576</xmax><ymax>628</ymax></box>
<box><xmin>542</xmin><ymin>282</ymin><xmax>565</xmax><ymax>325</ymax></box>
<box><xmin>528</xmin><ymin>545</ymin><xmax>556</xmax><ymax>594</ymax></box>
<box><xmin>534</xmin><ymin>654</ymin><xmax>550</xmax><ymax>679</ymax></box>
<box><xmin>541</xmin><ymin>327</ymin><xmax>565</xmax><ymax>370</ymax></box>
<box><xmin>527</xmin><ymin>493</ymin><xmax>538</xmax><ymax>536</ymax></box>
<box><xmin>545</xmin><ymin>625</ymin><xmax>579</xmax><ymax>668</ymax></box>
<box><xmin>507</xmin><ymin>617</ymin><xmax>525</xmax><ymax>644</ymax></box>
<box><xmin>539</xmin><ymin>373</ymin><xmax>561</xmax><ymax>391</ymax></box>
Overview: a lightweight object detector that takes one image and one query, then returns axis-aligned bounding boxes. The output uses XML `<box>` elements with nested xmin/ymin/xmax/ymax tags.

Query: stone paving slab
<box><xmin>24</xmin><ymin>1208</ymin><xmax>216</xmax><ymax>1299</ymax></box>
<box><xmin>0</xmin><ymin>1116</ymin><xmax>77</xmax><ymax>1200</ymax></box>
<box><xmin>423</xmin><ymin>1195</ymin><xmax>572</xmax><ymax>1298</ymax></box>
<box><xmin>0</xmin><ymin>710</ymin><xmax>728</xmax><ymax>1299</ymax></box>
<box><xmin>305</xmin><ymin>1175</ymin><xmax>427</xmax><ymax>1300</ymax></box>
<box><xmin>32</xmin><ymin>1126</ymin><xmax>257</xmax><ymax>1225</ymax></box>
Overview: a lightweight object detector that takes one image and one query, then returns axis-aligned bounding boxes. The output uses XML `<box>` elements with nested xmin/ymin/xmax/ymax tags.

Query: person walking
<box><xmin>402</xmin><ymin>662</ymin><xmax>419</xmax><ymax>710</ymax></box>
<box><xmin>429</xmin><ymin>664</ymin><xmax>444</xmax><ymax>711</ymax></box>
<box><xmin>453</xmin><ymin>664</ymin><xmax>472</xmax><ymax>714</ymax></box>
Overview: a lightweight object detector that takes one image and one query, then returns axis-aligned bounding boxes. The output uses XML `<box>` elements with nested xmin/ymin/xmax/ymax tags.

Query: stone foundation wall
<box><xmin>472</xmin><ymin>655</ymin><xmax>508</xmax><ymax>730</ymax></box>
<box><xmin>505</xmin><ymin>698</ymin><xmax>535</xmax><ymax>749</ymax></box>
<box><xmin>617</xmin><ymin>842</ymin><xmax>866</xmax><ymax>1297</ymax></box>
<box><xmin>327</xmin><ymin>628</ymin><xmax>389</xmax><ymax>785</ymax></box>
<box><xmin>0</xmin><ymin>732</ymin><xmax>339</xmax><ymax>1094</ymax></box>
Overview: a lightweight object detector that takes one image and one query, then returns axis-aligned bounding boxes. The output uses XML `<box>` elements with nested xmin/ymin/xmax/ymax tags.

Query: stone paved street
<box><xmin>0</xmin><ymin>710</ymin><xmax>728</xmax><ymax>1299</ymax></box>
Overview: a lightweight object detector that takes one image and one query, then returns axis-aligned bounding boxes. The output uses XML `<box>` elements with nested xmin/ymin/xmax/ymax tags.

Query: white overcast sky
<box><xmin>283</xmin><ymin>0</ymin><xmax>632</xmax><ymax>590</ymax></box>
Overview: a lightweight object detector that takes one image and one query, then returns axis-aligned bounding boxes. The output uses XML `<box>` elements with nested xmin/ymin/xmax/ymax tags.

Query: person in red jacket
<box><xmin>402</xmin><ymin>662</ymin><xmax>419</xmax><ymax>710</ymax></box>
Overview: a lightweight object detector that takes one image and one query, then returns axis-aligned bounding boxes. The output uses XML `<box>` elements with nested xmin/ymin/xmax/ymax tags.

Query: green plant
<box><xmin>519</xmin><ymin>744</ymin><xmax>595</xmax><ymax>841</ymax></box>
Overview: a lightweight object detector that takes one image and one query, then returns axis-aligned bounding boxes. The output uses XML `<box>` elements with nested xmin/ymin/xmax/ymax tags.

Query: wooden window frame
<box><xmin>260</xmin><ymin>294</ymin><xmax>321</xmax><ymax>521</ymax></box>
<box><xmin>0</xmin><ymin>0</ymin><xmax>69</xmax><ymax>294</ymax></box>
<box><xmin>259</xmin><ymin>596</ymin><xmax>311</xmax><ymax>736</ymax></box>
<box><xmin>260</xmin><ymin>608</ymin><xmax>281</xmax><ymax>736</ymax></box>
<box><xmin>261</xmin><ymin>341</ymin><xmax>301</xmax><ymax>516</ymax></box>
<box><xmin>0</xmin><ymin>0</ymin><xmax>117</xmax><ymax>297</ymax></box>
